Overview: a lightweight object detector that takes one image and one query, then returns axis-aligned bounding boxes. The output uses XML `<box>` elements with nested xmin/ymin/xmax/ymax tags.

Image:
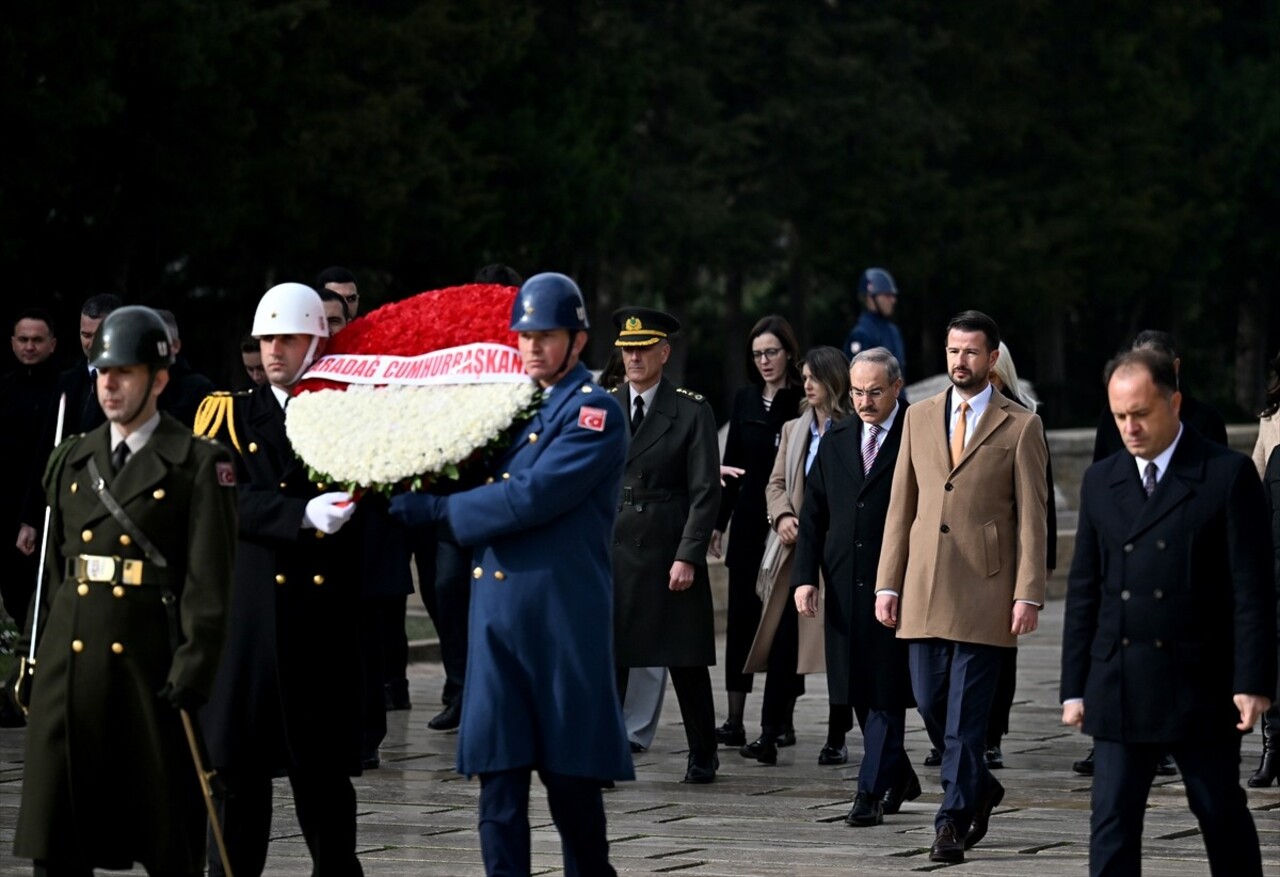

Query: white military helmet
<box><xmin>251</xmin><ymin>283</ymin><xmax>329</xmax><ymax>338</ymax></box>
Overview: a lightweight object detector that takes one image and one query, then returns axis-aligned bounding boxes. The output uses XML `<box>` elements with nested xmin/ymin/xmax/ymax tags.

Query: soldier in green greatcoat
<box><xmin>12</xmin><ymin>306</ymin><xmax>237</xmax><ymax>876</ymax></box>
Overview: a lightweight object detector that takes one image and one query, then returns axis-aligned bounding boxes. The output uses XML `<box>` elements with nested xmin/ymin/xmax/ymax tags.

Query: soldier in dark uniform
<box><xmin>608</xmin><ymin>307</ymin><xmax>722</xmax><ymax>783</ymax></box>
<box><xmin>13</xmin><ymin>306</ymin><xmax>238</xmax><ymax>876</ymax></box>
<box><xmin>842</xmin><ymin>268</ymin><xmax>907</xmax><ymax>378</ymax></box>
<box><xmin>195</xmin><ymin>282</ymin><xmax>365</xmax><ymax>877</ymax></box>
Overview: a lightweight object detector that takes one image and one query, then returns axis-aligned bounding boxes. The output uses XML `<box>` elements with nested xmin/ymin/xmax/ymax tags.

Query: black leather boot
<box><xmin>1248</xmin><ymin>710</ymin><xmax>1280</xmax><ymax>788</ymax></box>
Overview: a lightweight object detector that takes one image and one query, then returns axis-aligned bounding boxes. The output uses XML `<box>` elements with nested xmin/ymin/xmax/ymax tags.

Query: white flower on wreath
<box><xmin>286</xmin><ymin>382</ymin><xmax>539</xmax><ymax>491</ymax></box>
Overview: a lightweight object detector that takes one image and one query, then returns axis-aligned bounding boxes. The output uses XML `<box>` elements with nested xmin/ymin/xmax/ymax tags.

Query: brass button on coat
<box><xmin>473</xmin><ymin>567</ymin><xmax>483</xmax><ymax>579</ymax></box>
<box><xmin>152</xmin><ymin>489</ymin><xmax>165</xmax><ymax>500</ymax></box>
<box><xmin>248</xmin><ymin>442</ymin><xmax>259</xmax><ymax>453</ymax></box>
<box><xmin>275</xmin><ymin>574</ymin><xmax>287</xmax><ymax>585</ymax></box>
<box><xmin>313</xmin><ymin>575</ymin><xmax>325</xmax><ymax>585</ymax></box>
<box><xmin>72</xmin><ymin>640</ymin><xmax>84</xmax><ymax>653</ymax></box>
<box><xmin>77</xmin><ymin>584</ymin><xmax>90</xmax><ymax>596</ymax></box>
<box><xmin>502</xmin><ymin>473</ymin><xmax>511</xmax><ymax>480</ymax></box>
<box><xmin>494</xmin><ymin>571</ymin><xmax>506</xmax><ymax>581</ymax></box>
<box><xmin>81</xmin><ymin>529</ymin><xmax>93</xmax><ymax>543</ymax></box>
<box><xmin>113</xmin><ymin>586</ymin><xmax>125</xmax><ymax>598</ymax></box>
<box><xmin>111</xmin><ymin>642</ymin><xmax>124</xmax><ymax>655</ymax></box>
<box><xmin>316</xmin><ymin>482</ymin><xmax>327</xmax><ymax>491</ymax></box>
<box><xmin>528</xmin><ymin>433</ymin><xmax>538</xmax><ymax>443</ymax></box>
<box><xmin>315</xmin><ymin>530</ymin><xmax>325</xmax><ymax>539</ymax></box>
<box><xmin>70</xmin><ymin>482</ymin><xmax>78</xmax><ymax>494</ymax></box>
<box><xmin>119</xmin><ymin>534</ymin><xmax>132</xmax><ymax>547</ymax></box>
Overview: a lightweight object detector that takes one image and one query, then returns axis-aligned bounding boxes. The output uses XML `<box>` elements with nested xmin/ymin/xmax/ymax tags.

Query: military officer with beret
<box><xmin>608</xmin><ymin>306</ymin><xmax>722</xmax><ymax>783</ymax></box>
<box><xmin>195</xmin><ymin>283</ymin><xmax>365</xmax><ymax>877</ymax></box>
<box><xmin>390</xmin><ymin>272</ymin><xmax>632</xmax><ymax>876</ymax></box>
<box><xmin>13</xmin><ymin>306</ymin><xmax>238</xmax><ymax>876</ymax></box>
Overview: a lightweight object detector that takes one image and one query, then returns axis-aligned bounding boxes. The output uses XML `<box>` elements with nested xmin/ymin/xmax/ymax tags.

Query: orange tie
<box><xmin>950</xmin><ymin>400</ymin><xmax>970</xmax><ymax>468</ymax></box>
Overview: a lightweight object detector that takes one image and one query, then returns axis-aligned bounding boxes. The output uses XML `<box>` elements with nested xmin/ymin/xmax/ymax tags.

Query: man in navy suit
<box><xmin>1061</xmin><ymin>347</ymin><xmax>1275</xmax><ymax>877</ymax></box>
<box><xmin>794</xmin><ymin>347</ymin><xmax>919</xmax><ymax>827</ymax></box>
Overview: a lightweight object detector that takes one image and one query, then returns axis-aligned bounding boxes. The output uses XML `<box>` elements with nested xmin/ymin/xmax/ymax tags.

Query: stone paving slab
<box><xmin>2</xmin><ymin>600</ymin><xmax>1278</xmax><ymax>875</ymax></box>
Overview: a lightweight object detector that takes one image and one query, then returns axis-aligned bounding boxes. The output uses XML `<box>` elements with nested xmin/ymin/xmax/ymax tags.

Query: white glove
<box><xmin>303</xmin><ymin>491</ymin><xmax>355</xmax><ymax>534</ymax></box>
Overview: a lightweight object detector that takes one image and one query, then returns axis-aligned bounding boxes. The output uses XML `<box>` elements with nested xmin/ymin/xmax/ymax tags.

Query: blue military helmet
<box><xmin>89</xmin><ymin>305</ymin><xmax>175</xmax><ymax>370</ymax></box>
<box><xmin>509</xmin><ymin>272</ymin><xmax>590</xmax><ymax>332</ymax></box>
<box><xmin>857</xmin><ymin>267</ymin><xmax>898</xmax><ymax>302</ymax></box>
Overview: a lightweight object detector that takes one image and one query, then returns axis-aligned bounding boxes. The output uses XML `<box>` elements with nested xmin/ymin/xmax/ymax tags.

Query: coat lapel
<box><xmin>626</xmin><ymin>378</ymin><xmax>675</xmax><ymax>462</ymax></box>
<box><xmin>110</xmin><ymin>417</ymin><xmax>190</xmax><ymax>506</ymax></box>
<box><xmin>953</xmin><ymin>389</ymin><xmax>1011</xmax><ymax>471</ymax></box>
<box><xmin>1122</xmin><ymin>433</ymin><xmax>1201</xmax><ymax>540</ymax></box>
<box><xmin>834</xmin><ymin>419</ymin><xmax>866</xmax><ymax>487</ymax></box>
<box><xmin>860</xmin><ymin>401</ymin><xmax>907</xmax><ymax>493</ymax></box>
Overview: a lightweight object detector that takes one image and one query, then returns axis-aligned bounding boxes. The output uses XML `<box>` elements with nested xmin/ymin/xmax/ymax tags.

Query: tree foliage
<box><xmin>3</xmin><ymin>0</ymin><xmax>1276</xmax><ymax>422</ymax></box>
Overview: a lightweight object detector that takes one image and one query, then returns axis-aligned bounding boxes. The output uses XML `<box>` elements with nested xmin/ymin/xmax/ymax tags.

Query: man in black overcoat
<box><xmin>793</xmin><ymin>347</ymin><xmax>919</xmax><ymax>827</ymax></box>
<box><xmin>1061</xmin><ymin>348</ymin><xmax>1275</xmax><ymax>877</ymax></box>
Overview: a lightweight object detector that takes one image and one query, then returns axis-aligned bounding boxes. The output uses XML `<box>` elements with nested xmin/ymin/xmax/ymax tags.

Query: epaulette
<box><xmin>194</xmin><ymin>391</ymin><xmax>248</xmax><ymax>455</ymax></box>
<box><xmin>43</xmin><ymin>434</ymin><xmax>83</xmax><ymax>490</ymax></box>
<box><xmin>676</xmin><ymin>387</ymin><xmax>707</xmax><ymax>403</ymax></box>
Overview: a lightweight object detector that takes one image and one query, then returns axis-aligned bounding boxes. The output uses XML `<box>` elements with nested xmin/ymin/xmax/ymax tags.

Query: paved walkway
<box><xmin>2</xmin><ymin>601</ymin><xmax>1277</xmax><ymax>875</ymax></box>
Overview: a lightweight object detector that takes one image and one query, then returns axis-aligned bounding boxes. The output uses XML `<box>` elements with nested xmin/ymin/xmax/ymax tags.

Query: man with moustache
<box><xmin>1061</xmin><ymin>348</ymin><xmax>1274</xmax><ymax>877</ymax></box>
<box><xmin>876</xmin><ymin>310</ymin><xmax>1048</xmax><ymax>864</ymax></box>
<box><xmin>608</xmin><ymin>306</ymin><xmax>721</xmax><ymax>783</ymax></box>
<box><xmin>794</xmin><ymin>347</ymin><xmax>919</xmax><ymax>827</ymax></box>
<box><xmin>389</xmin><ymin>273</ymin><xmax>632</xmax><ymax>875</ymax></box>
<box><xmin>13</xmin><ymin>306</ymin><xmax>237</xmax><ymax>876</ymax></box>
<box><xmin>196</xmin><ymin>283</ymin><xmax>365</xmax><ymax>877</ymax></box>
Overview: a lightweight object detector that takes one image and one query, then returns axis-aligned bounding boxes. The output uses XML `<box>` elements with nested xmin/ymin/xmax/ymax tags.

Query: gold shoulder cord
<box><xmin>193</xmin><ymin>394</ymin><xmax>243</xmax><ymax>455</ymax></box>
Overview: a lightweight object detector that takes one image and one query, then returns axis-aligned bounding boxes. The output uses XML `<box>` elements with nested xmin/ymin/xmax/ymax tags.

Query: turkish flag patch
<box><xmin>216</xmin><ymin>461</ymin><xmax>237</xmax><ymax>487</ymax></box>
<box><xmin>578</xmin><ymin>406</ymin><xmax>607</xmax><ymax>432</ymax></box>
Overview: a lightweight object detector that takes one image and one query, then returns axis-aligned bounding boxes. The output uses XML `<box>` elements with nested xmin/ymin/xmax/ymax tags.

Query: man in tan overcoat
<box><xmin>875</xmin><ymin>310</ymin><xmax>1048</xmax><ymax>865</ymax></box>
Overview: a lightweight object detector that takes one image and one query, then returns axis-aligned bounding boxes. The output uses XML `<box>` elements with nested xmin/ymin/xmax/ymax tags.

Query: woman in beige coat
<box><xmin>739</xmin><ymin>346</ymin><xmax>853</xmax><ymax>764</ymax></box>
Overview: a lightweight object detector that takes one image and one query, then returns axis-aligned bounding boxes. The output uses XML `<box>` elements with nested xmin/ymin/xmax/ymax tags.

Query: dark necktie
<box><xmin>112</xmin><ymin>441</ymin><xmax>132</xmax><ymax>474</ymax></box>
<box><xmin>631</xmin><ymin>396</ymin><xmax>645</xmax><ymax>435</ymax></box>
<box><xmin>1142</xmin><ymin>461</ymin><xmax>1157</xmax><ymax>498</ymax></box>
<box><xmin>863</xmin><ymin>423</ymin><xmax>882</xmax><ymax>474</ymax></box>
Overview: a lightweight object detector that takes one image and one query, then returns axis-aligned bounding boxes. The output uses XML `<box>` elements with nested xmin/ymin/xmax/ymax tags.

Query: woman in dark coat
<box><xmin>710</xmin><ymin>315</ymin><xmax>802</xmax><ymax>744</ymax></box>
<box><xmin>982</xmin><ymin>342</ymin><xmax>1058</xmax><ymax>769</ymax></box>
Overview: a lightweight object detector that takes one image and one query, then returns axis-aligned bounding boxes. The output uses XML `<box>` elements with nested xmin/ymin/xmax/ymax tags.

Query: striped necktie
<box><xmin>863</xmin><ymin>423</ymin><xmax>882</xmax><ymax>474</ymax></box>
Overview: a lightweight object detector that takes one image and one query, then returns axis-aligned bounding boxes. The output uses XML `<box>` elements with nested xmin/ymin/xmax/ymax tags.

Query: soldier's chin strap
<box><xmin>552</xmin><ymin>329</ymin><xmax>583</xmax><ymax>380</ymax></box>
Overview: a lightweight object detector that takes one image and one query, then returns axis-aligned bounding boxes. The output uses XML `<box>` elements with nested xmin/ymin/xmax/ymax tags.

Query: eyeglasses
<box><xmin>751</xmin><ymin>348</ymin><xmax>783</xmax><ymax>362</ymax></box>
<box><xmin>850</xmin><ymin>387</ymin><xmax>886</xmax><ymax>400</ymax></box>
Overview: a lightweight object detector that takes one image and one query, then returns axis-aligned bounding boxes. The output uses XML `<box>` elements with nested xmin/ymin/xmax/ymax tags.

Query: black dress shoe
<box><xmin>818</xmin><ymin>744</ymin><xmax>848</xmax><ymax>765</ymax></box>
<box><xmin>683</xmin><ymin>752</ymin><xmax>719</xmax><ymax>784</ymax></box>
<box><xmin>384</xmin><ymin>679</ymin><xmax>411</xmax><ymax>711</ymax></box>
<box><xmin>629</xmin><ymin>741</ymin><xmax>646</xmax><ymax>754</ymax></box>
<box><xmin>882</xmin><ymin>765</ymin><xmax>922</xmax><ymax>815</ymax></box>
<box><xmin>985</xmin><ymin>746</ymin><xmax>1004</xmax><ymax>769</ymax></box>
<box><xmin>714</xmin><ymin>721</ymin><xmax>746</xmax><ymax>747</ymax></box>
<box><xmin>1072</xmin><ymin>748</ymin><xmax>1094</xmax><ymax>776</ymax></box>
<box><xmin>964</xmin><ymin>777</ymin><xmax>1004</xmax><ymax>850</ymax></box>
<box><xmin>845</xmin><ymin>792</ymin><xmax>883</xmax><ymax>827</ymax></box>
<box><xmin>929</xmin><ymin>823</ymin><xmax>964</xmax><ymax>863</ymax></box>
<box><xmin>1248</xmin><ymin>743</ymin><xmax>1279</xmax><ymax>788</ymax></box>
<box><xmin>1155</xmin><ymin>752</ymin><xmax>1178</xmax><ymax>776</ymax></box>
<box><xmin>775</xmin><ymin>726</ymin><xmax>796</xmax><ymax>747</ymax></box>
<box><xmin>923</xmin><ymin>747</ymin><xmax>942</xmax><ymax>767</ymax></box>
<box><xmin>427</xmin><ymin>700</ymin><xmax>461</xmax><ymax>731</ymax></box>
<box><xmin>361</xmin><ymin>751</ymin><xmax>381</xmax><ymax>770</ymax></box>
<box><xmin>740</xmin><ymin>735</ymin><xmax>778</xmax><ymax>765</ymax></box>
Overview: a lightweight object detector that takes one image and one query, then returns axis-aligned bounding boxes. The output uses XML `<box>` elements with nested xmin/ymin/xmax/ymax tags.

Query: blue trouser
<box><xmin>478</xmin><ymin>768</ymin><xmax>615</xmax><ymax>877</ymax></box>
<box><xmin>858</xmin><ymin>707</ymin><xmax>907</xmax><ymax>797</ymax></box>
<box><xmin>1090</xmin><ymin>737</ymin><xmax>1261</xmax><ymax>877</ymax></box>
<box><xmin>909</xmin><ymin>640</ymin><xmax>1003</xmax><ymax>832</ymax></box>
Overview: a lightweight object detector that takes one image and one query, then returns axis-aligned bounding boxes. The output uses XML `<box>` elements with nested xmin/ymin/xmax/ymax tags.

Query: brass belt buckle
<box><xmin>121</xmin><ymin>559</ymin><xmax>144</xmax><ymax>586</ymax></box>
<box><xmin>83</xmin><ymin>554</ymin><xmax>116</xmax><ymax>583</ymax></box>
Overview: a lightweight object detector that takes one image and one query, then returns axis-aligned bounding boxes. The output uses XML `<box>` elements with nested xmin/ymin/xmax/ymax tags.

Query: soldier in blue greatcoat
<box><xmin>391</xmin><ymin>272</ymin><xmax>631</xmax><ymax>877</ymax></box>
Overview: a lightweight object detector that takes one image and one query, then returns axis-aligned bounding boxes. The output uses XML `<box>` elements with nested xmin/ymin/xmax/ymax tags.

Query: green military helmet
<box><xmin>89</xmin><ymin>305</ymin><xmax>175</xmax><ymax>370</ymax></box>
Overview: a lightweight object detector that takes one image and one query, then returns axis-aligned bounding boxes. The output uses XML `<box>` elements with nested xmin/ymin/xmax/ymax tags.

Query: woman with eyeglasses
<box><xmin>710</xmin><ymin>316</ymin><xmax>803</xmax><ymax>746</ymax></box>
<box><xmin>739</xmin><ymin>346</ymin><xmax>854</xmax><ymax>764</ymax></box>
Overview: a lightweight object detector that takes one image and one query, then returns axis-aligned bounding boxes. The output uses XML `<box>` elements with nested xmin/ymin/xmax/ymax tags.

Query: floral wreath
<box><xmin>286</xmin><ymin>283</ymin><xmax>538</xmax><ymax>494</ymax></box>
